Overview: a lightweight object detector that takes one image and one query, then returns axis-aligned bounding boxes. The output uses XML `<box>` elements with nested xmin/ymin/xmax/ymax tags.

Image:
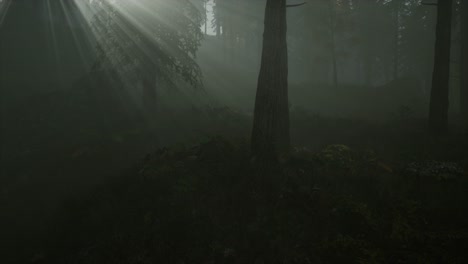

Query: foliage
<box><xmin>44</xmin><ymin>137</ymin><xmax>468</xmax><ymax>264</ymax></box>
<box><xmin>90</xmin><ymin>0</ymin><xmax>204</xmax><ymax>88</ymax></box>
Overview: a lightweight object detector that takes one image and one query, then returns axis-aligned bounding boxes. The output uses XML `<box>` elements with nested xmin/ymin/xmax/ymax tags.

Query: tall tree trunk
<box><xmin>0</xmin><ymin>6</ymin><xmax>5</xmax><ymax>181</ymax></box>
<box><xmin>251</xmin><ymin>0</ymin><xmax>289</xmax><ymax>159</ymax></box>
<box><xmin>460</xmin><ymin>0</ymin><xmax>468</xmax><ymax>127</ymax></box>
<box><xmin>331</xmin><ymin>40</ymin><xmax>338</xmax><ymax>89</ymax></box>
<box><xmin>393</xmin><ymin>2</ymin><xmax>400</xmax><ymax>80</ymax></box>
<box><xmin>204</xmin><ymin>0</ymin><xmax>208</xmax><ymax>34</ymax></box>
<box><xmin>428</xmin><ymin>0</ymin><xmax>453</xmax><ymax>135</ymax></box>
<box><xmin>328</xmin><ymin>0</ymin><xmax>338</xmax><ymax>89</ymax></box>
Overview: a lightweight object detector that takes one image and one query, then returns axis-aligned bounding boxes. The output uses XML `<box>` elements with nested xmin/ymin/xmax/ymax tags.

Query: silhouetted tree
<box><xmin>326</xmin><ymin>0</ymin><xmax>338</xmax><ymax>89</ymax></box>
<box><xmin>461</xmin><ymin>0</ymin><xmax>468</xmax><ymax>127</ymax></box>
<box><xmin>428</xmin><ymin>0</ymin><xmax>453</xmax><ymax>134</ymax></box>
<box><xmin>211</xmin><ymin>0</ymin><xmax>263</xmax><ymax>64</ymax></box>
<box><xmin>251</xmin><ymin>0</ymin><xmax>289</xmax><ymax>159</ymax></box>
<box><xmin>390</xmin><ymin>0</ymin><xmax>403</xmax><ymax>80</ymax></box>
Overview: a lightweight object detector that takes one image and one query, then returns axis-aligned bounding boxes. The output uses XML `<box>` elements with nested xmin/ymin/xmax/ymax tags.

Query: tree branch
<box><xmin>421</xmin><ymin>2</ymin><xmax>438</xmax><ymax>6</ymax></box>
<box><xmin>286</xmin><ymin>2</ymin><xmax>306</xmax><ymax>8</ymax></box>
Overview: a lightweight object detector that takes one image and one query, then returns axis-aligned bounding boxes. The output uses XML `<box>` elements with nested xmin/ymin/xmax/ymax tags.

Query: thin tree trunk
<box><xmin>328</xmin><ymin>0</ymin><xmax>338</xmax><ymax>89</ymax></box>
<box><xmin>331</xmin><ymin>41</ymin><xmax>338</xmax><ymax>89</ymax></box>
<box><xmin>229</xmin><ymin>16</ymin><xmax>235</xmax><ymax>64</ymax></box>
<box><xmin>0</xmin><ymin>10</ymin><xmax>5</xmax><ymax>181</ymax></box>
<box><xmin>393</xmin><ymin>2</ymin><xmax>400</xmax><ymax>80</ymax></box>
<box><xmin>460</xmin><ymin>0</ymin><xmax>468</xmax><ymax>127</ymax></box>
<box><xmin>428</xmin><ymin>0</ymin><xmax>453</xmax><ymax>135</ymax></box>
<box><xmin>251</xmin><ymin>0</ymin><xmax>289</xmax><ymax>159</ymax></box>
<box><xmin>222</xmin><ymin>21</ymin><xmax>227</xmax><ymax>62</ymax></box>
<box><xmin>204</xmin><ymin>0</ymin><xmax>207</xmax><ymax>34</ymax></box>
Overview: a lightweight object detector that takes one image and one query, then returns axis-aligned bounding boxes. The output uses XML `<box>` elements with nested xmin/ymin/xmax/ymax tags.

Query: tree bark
<box><xmin>393</xmin><ymin>2</ymin><xmax>400</xmax><ymax>80</ymax></box>
<box><xmin>328</xmin><ymin>0</ymin><xmax>338</xmax><ymax>89</ymax></box>
<box><xmin>204</xmin><ymin>0</ymin><xmax>208</xmax><ymax>34</ymax></box>
<box><xmin>428</xmin><ymin>0</ymin><xmax>453</xmax><ymax>135</ymax></box>
<box><xmin>251</xmin><ymin>0</ymin><xmax>289</xmax><ymax>159</ymax></box>
<box><xmin>460</xmin><ymin>0</ymin><xmax>468</xmax><ymax>127</ymax></box>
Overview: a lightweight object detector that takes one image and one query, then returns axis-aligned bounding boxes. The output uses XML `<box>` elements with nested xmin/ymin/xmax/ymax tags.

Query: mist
<box><xmin>1</xmin><ymin>0</ymin><xmax>467</xmax><ymax>263</ymax></box>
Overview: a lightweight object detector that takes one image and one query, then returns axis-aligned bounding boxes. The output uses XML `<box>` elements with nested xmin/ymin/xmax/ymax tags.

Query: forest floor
<box><xmin>1</xmin><ymin>103</ymin><xmax>468</xmax><ymax>264</ymax></box>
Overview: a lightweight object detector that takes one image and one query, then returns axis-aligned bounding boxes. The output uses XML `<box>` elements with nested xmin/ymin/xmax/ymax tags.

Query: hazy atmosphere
<box><xmin>1</xmin><ymin>0</ymin><xmax>467</xmax><ymax>263</ymax></box>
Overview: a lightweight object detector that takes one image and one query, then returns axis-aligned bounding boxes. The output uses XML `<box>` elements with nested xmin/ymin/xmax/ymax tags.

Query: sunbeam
<box><xmin>45</xmin><ymin>0</ymin><xmax>61</xmax><ymax>73</ymax></box>
<box><xmin>0</xmin><ymin>0</ymin><xmax>12</xmax><ymax>26</ymax></box>
<box><xmin>71</xmin><ymin>0</ymin><xmax>203</xmax><ymax>93</ymax></box>
<box><xmin>3</xmin><ymin>1</ymin><xmax>467</xmax><ymax>263</ymax></box>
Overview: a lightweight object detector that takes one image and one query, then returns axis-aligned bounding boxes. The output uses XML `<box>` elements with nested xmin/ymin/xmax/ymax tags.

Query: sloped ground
<box><xmin>39</xmin><ymin>135</ymin><xmax>468</xmax><ymax>264</ymax></box>
<box><xmin>1</xmin><ymin>86</ymin><xmax>467</xmax><ymax>263</ymax></box>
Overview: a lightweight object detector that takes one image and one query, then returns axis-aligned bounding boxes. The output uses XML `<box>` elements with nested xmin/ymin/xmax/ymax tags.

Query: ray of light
<box><xmin>45</xmin><ymin>0</ymin><xmax>62</xmax><ymax>74</ymax></box>
<box><xmin>66</xmin><ymin>0</ymin><xmax>204</xmax><ymax>110</ymax></box>
<box><xmin>77</xmin><ymin>0</ymin><xmax>202</xmax><ymax>74</ymax></box>
<box><xmin>59</xmin><ymin>0</ymin><xmax>90</xmax><ymax>69</ymax></box>
<box><xmin>0</xmin><ymin>0</ymin><xmax>12</xmax><ymax>27</ymax></box>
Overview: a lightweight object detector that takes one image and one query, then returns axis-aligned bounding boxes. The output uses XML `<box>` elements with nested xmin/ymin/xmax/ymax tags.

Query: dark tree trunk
<box><xmin>251</xmin><ymin>0</ymin><xmax>289</xmax><ymax>159</ymax></box>
<box><xmin>331</xmin><ymin>36</ymin><xmax>338</xmax><ymax>89</ymax></box>
<box><xmin>204</xmin><ymin>0</ymin><xmax>208</xmax><ymax>34</ymax></box>
<box><xmin>393</xmin><ymin>2</ymin><xmax>400</xmax><ymax>80</ymax></box>
<box><xmin>461</xmin><ymin>0</ymin><xmax>468</xmax><ymax>127</ymax></box>
<box><xmin>428</xmin><ymin>0</ymin><xmax>453</xmax><ymax>135</ymax></box>
<box><xmin>328</xmin><ymin>0</ymin><xmax>338</xmax><ymax>89</ymax></box>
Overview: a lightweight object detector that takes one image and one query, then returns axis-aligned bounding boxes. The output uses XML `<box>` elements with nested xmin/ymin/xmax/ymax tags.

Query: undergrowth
<box><xmin>37</xmin><ymin>137</ymin><xmax>468</xmax><ymax>264</ymax></box>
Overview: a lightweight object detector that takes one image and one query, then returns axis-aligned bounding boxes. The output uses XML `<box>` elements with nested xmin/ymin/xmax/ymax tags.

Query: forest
<box><xmin>0</xmin><ymin>0</ymin><xmax>467</xmax><ymax>263</ymax></box>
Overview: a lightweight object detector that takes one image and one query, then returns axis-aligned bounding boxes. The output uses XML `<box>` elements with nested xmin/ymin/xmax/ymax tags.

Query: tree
<box><xmin>391</xmin><ymin>0</ymin><xmax>403</xmax><ymax>80</ymax></box>
<box><xmin>89</xmin><ymin>0</ymin><xmax>203</xmax><ymax>116</ymax></box>
<box><xmin>210</xmin><ymin>0</ymin><xmax>264</xmax><ymax>65</ymax></box>
<box><xmin>251</xmin><ymin>0</ymin><xmax>289</xmax><ymax>159</ymax></box>
<box><xmin>428</xmin><ymin>0</ymin><xmax>453</xmax><ymax>135</ymax></box>
<box><xmin>460</xmin><ymin>0</ymin><xmax>468</xmax><ymax>127</ymax></box>
<box><xmin>305</xmin><ymin>0</ymin><xmax>340</xmax><ymax>88</ymax></box>
<box><xmin>327</xmin><ymin>0</ymin><xmax>339</xmax><ymax>89</ymax></box>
